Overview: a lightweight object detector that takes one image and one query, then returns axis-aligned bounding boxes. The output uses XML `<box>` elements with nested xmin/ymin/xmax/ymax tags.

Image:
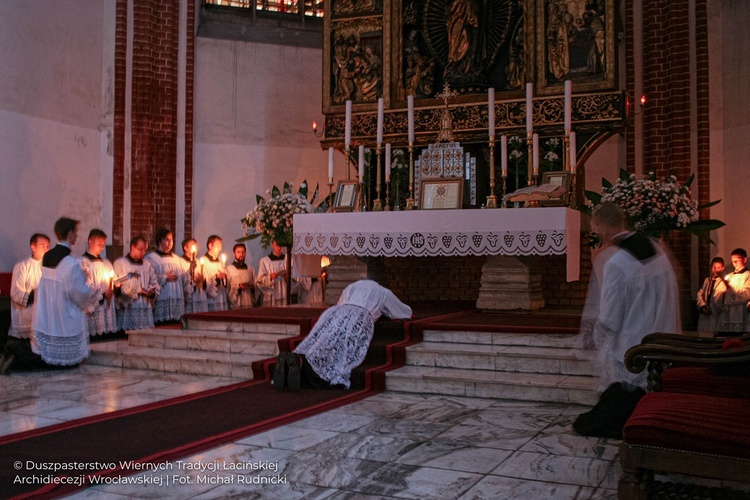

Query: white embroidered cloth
<box><xmin>294</xmin><ymin>207</ymin><xmax>581</xmax><ymax>281</ymax></box>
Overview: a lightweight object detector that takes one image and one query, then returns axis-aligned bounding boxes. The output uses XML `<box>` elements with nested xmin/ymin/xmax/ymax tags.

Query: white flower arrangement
<box><xmin>587</xmin><ymin>169</ymin><xmax>724</xmax><ymax>242</ymax></box>
<box><xmin>241</xmin><ymin>182</ymin><xmax>315</xmax><ymax>248</ymax></box>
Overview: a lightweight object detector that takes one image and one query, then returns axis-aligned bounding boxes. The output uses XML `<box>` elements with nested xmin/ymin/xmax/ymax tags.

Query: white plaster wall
<box><xmin>194</xmin><ymin>39</ymin><xmax>333</xmax><ymax>270</ymax></box>
<box><xmin>710</xmin><ymin>0</ymin><xmax>750</xmax><ymax>259</ymax></box>
<box><xmin>0</xmin><ymin>0</ymin><xmax>109</xmax><ymax>270</ymax></box>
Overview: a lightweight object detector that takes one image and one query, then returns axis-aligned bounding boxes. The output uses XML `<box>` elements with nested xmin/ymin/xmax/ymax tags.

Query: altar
<box><xmin>294</xmin><ymin>207</ymin><xmax>583</xmax><ymax>309</ymax></box>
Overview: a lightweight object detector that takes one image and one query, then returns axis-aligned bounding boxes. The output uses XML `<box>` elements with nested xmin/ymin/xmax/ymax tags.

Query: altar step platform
<box><xmin>87</xmin><ymin>308</ymin><xmax>324</xmax><ymax>379</ymax></box>
<box><xmin>88</xmin><ymin>306</ymin><xmax>598</xmax><ymax>406</ymax></box>
<box><xmin>385</xmin><ymin>310</ymin><xmax>600</xmax><ymax>406</ymax></box>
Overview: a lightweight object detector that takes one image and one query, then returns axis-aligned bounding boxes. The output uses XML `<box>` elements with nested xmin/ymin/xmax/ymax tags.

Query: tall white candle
<box><xmin>532</xmin><ymin>133</ymin><xmax>539</xmax><ymax>175</ymax></box>
<box><xmin>569</xmin><ymin>131</ymin><xmax>577</xmax><ymax>173</ymax></box>
<box><xmin>345</xmin><ymin>100</ymin><xmax>352</xmax><ymax>148</ymax></box>
<box><xmin>488</xmin><ymin>88</ymin><xmax>495</xmax><ymax>137</ymax></box>
<box><xmin>526</xmin><ymin>83</ymin><xmax>533</xmax><ymax>135</ymax></box>
<box><xmin>407</xmin><ymin>95</ymin><xmax>415</xmax><ymax>142</ymax></box>
<box><xmin>358</xmin><ymin>145</ymin><xmax>365</xmax><ymax>182</ymax></box>
<box><xmin>564</xmin><ymin>80</ymin><xmax>572</xmax><ymax>133</ymax></box>
<box><xmin>385</xmin><ymin>143</ymin><xmax>392</xmax><ymax>179</ymax></box>
<box><xmin>500</xmin><ymin>135</ymin><xmax>508</xmax><ymax>177</ymax></box>
<box><xmin>377</xmin><ymin>97</ymin><xmax>384</xmax><ymax>144</ymax></box>
<box><xmin>328</xmin><ymin>147</ymin><xmax>334</xmax><ymax>179</ymax></box>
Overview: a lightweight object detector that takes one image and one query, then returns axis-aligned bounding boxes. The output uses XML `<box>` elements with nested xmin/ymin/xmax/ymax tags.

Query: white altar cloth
<box><xmin>293</xmin><ymin>207</ymin><xmax>581</xmax><ymax>281</ymax></box>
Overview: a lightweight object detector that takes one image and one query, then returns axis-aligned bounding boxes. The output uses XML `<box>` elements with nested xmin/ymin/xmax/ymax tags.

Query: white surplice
<box><xmin>114</xmin><ymin>256</ymin><xmax>159</xmax><ymax>330</ymax></box>
<box><xmin>719</xmin><ymin>269</ymin><xmax>750</xmax><ymax>333</ymax></box>
<box><xmin>32</xmin><ymin>256</ymin><xmax>98</xmax><ymax>365</ymax></box>
<box><xmin>226</xmin><ymin>262</ymin><xmax>256</xmax><ymax>309</ymax></box>
<box><xmin>145</xmin><ymin>251</ymin><xmax>186</xmax><ymax>322</ymax></box>
<box><xmin>80</xmin><ymin>253</ymin><xmax>118</xmax><ymax>336</ymax></box>
<box><xmin>9</xmin><ymin>256</ymin><xmax>42</xmax><ymax>339</ymax></box>
<box><xmin>294</xmin><ymin>280</ymin><xmax>412</xmax><ymax>389</ymax></box>
<box><xmin>179</xmin><ymin>255</ymin><xmax>208</xmax><ymax>314</ymax></box>
<box><xmin>257</xmin><ymin>255</ymin><xmax>288</xmax><ymax>307</ymax></box>
<box><xmin>201</xmin><ymin>255</ymin><xmax>228</xmax><ymax>312</ymax></box>
<box><xmin>590</xmin><ymin>235</ymin><xmax>681</xmax><ymax>391</ymax></box>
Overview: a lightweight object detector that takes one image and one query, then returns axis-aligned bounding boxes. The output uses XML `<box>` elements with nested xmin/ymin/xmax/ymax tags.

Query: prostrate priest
<box><xmin>257</xmin><ymin>240</ymin><xmax>290</xmax><ymax>306</ymax></box>
<box><xmin>180</xmin><ymin>238</ymin><xmax>207</xmax><ymax>313</ymax></box>
<box><xmin>574</xmin><ymin>203</ymin><xmax>680</xmax><ymax>438</ymax></box>
<box><xmin>80</xmin><ymin>229</ymin><xmax>118</xmax><ymax>339</ymax></box>
<box><xmin>201</xmin><ymin>235</ymin><xmax>229</xmax><ymax>312</ymax></box>
<box><xmin>145</xmin><ymin>228</ymin><xmax>185</xmax><ymax>324</ymax></box>
<box><xmin>8</xmin><ymin>233</ymin><xmax>50</xmax><ymax>340</ymax></box>
<box><xmin>226</xmin><ymin>243</ymin><xmax>256</xmax><ymax>309</ymax></box>
<box><xmin>32</xmin><ymin>218</ymin><xmax>100</xmax><ymax>367</ymax></box>
<box><xmin>114</xmin><ymin>235</ymin><xmax>159</xmax><ymax>330</ymax></box>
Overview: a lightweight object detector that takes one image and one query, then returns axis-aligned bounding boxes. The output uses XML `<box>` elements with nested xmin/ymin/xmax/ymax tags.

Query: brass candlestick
<box><xmin>345</xmin><ymin>147</ymin><xmax>351</xmax><ymax>181</ymax></box>
<box><xmin>384</xmin><ymin>174</ymin><xmax>391</xmax><ymax>211</ymax></box>
<box><xmin>327</xmin><ymin>178</ymin><xmax>334</xmax><ymax>213</ymax></box>
<box><xmin>526</xmin><ymin>134</ymin><xmax>535</xmax><ymax>186</ymax></box>
<box><xmin>563</xmin><ymin>132</ymin><xmax>570</xmax><ymax>172</ymax></box>
<box><xmin>501</xmin><ymin>175</ymin><xmax>507</xmax><ymax>206</ymax></box>
<box><xmin>372</xmin><ymin>145</ymin><xmax>383</xmax><ymax>211</ymax></box>
<box><xmin>486</xmin><ymin>136</ymin><xmax>497</xmax><ymax>208</ymax></box>
<box><xmin>405</xmin><ymin>141</ymin><xmax>415</xmax><ymax>210</ymax></box>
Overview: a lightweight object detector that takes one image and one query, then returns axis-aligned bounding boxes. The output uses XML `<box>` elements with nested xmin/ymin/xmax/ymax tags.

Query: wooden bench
<box><xmin>618</xmin><ymin>339</ymin><xmax>750</xmax><ymax>499</ymax></box>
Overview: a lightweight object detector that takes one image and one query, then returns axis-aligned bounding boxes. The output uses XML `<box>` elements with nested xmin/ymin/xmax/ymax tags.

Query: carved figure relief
<box><xmin>332</xmin><ymin>31</ymin><xmax>383</xmax><ymax>104</ymax></box>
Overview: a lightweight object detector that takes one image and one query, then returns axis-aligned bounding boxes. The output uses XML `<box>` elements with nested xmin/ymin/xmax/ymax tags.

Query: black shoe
<box><xmin>272</xmin><ymin>353</ymin><xmax>288</xmax><ymax>391</ymax></box>
<box><xmin>0</xmin><ymin>353</ymin><xmax>14</xmax><ymax>375</ymax></box>
<box><xmin>285</xmin><ymin>352</ymin><xmax>301</xmax><ymax>391</ymax></box>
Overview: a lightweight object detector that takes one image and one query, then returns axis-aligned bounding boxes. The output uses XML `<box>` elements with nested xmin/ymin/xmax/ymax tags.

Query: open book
<box><xmin>113</xmin><ymin>272</ymin><xmax>140</xmax><ymax>284</ymax></box>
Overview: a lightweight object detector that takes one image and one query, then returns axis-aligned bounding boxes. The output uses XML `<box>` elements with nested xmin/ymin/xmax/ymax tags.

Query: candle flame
<box><xmin>640</xmin><ymin>94</ymin><xmax>647</xmax><ymax>106</ymax></box>
<box><xmin>199</xmin><ymin>257</ymin><xmax>205</xmax><ymax>265</ymax></box>
<box><xmin>312</xmin><ymin>121</ymin><xmax>318</xmax><ymax>132</ymax></box>
<box><xmin>221</xmin><ymin>253</ymin><xmax>226</xmax><ymax>264</ymax></box>
<box><xmin>320</xmin><ymin>256</ymin><xmax>331</xmax><ymax>268</ymax></box>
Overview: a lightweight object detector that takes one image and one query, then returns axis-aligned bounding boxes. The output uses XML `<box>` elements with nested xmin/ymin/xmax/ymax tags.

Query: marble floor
<box><xmin>1</xmin><ymin>364</ymin><xmax>621</xmax><ymax>499</ymax></box>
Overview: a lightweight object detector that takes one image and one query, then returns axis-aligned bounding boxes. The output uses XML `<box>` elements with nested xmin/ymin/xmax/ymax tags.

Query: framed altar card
<box><xmin>542</xmin><ymin>171</ymin><xmax>574</xmax><ymax>191</ymax></box>
<box><xmin>334</xmin><ymin>180</ymin><xmax>360</xmax><ymax>212</ymax></box>
<box><xmin>420</xmin><ymin>179</ymin><xmax>463</xmax><ymax>210</ymax></box>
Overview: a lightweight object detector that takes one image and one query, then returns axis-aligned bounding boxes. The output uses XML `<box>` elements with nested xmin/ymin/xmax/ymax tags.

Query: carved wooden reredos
<box><xmin>321</xmin><ymin>0</ymin><xmax>624</xmax><ymax>149</ymax></box>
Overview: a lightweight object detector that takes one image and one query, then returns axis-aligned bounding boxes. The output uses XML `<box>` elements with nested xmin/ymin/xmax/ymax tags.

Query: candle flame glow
<box><xmin>320</xmin><ymin>256</ymin><xmax>331</xmax><ymax>268</ymax></box>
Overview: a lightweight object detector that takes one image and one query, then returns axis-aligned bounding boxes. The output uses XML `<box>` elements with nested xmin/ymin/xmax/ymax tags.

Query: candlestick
<box><xmin>488</xmin><ymin>88</ymin><xmax>495</xmax><ymax>137</ymax></box>
<box><xmin>199</xmin><ymin>257</ymin><xmax>205</xmax><ymax>278</ymax></box>
<box><xmin>344</xmin><ymin>146</ymin><xmax>351</xmax><ymax>181</ymax></box>
<box><xmin>405</xmin><ymin>141</ymin><xmax>415</xmax><ymax>210</ymax></box>
<box><xmin>532</xmin><ymin>133</ymin><xmax>539</xmax><ymax>178</ymax></box>
<box><xmin>570</xmin><ymin>131</ymin><xmax>577</xmax><ymax>173</ymax></box>
<box><xmin>526</xmin><ymin>83</ymin><xmax>533</xmax><ymax>135</ymax></box>
<box><xmin>564</xmin><ymin>80</ymin><xmax>572</xmax><ymax>133</ymax></box>
<box><xmin>327</xmin><ymin>177</ymin><xmax>334</xmax><ymax>213</ymax></box>
<box><xmin>526</xmin><ymin>135</ymin><xmax>534</xmax><ymax>186</ymax></box>
<box><xmin>500</xmin><ymin>135</ymin><xmax>508</xmax><ymax>177</ymax></box>
<box><xmin>358</xmin><ymin>145</ymin><xmax>365</xmax><ymax>181</ymax></box>
<box><xmin>376</xmin><ymin>97</ymin><xmax>384</xmax><ymax>144</ymax></box>
<box><xmin>384</xmin><ymin>143</ymin><xmax>391</xmax><ymax>211</ymax></box>
<box><xmin>344</xmin><ymin>100</ymin><xmax>352</xmax><ymax>148</ymax></box>
<box><xmin>486</xmin><ymin>136</ymin><xmax>497</xmax><ymax>208</ymax></box>
<box><xmin>373</xmin><ymin>145</ymin><xmax>383</xmax><ymax>211</ymax></box>
<box><xmin>407</xmin><ymin>95</ymin><xmax>415</xmax><ymax>143</ymax></box>
<box><xmin>327</xmin><ymin>147</ymin><xmax>334</xmax><ymax>179</ymax></box>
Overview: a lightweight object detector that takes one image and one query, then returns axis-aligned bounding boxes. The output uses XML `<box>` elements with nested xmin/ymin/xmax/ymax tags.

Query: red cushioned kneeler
<box><xmin>0</xmin><ymin>272</ymin><xmax>11</xmax><ymax>298</ymax></box>
<box><xmin>623</xmin><ymin>392</ymin><xmax>750</xmax><ymax>459</ymax></box>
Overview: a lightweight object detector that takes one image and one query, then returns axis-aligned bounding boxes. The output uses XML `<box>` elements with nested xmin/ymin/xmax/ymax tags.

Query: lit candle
<box><xmin>220</xmin><ymin>253</ymin><xmax>226</xmax><ymax>266</ymax></box>
<box><xmin>500</xmin><ymin>135</ymin><xmax>508</xmax><ymax>177</ymax></box>
<box><xmin>328</xmin><ymin>147</ymin><xmax>334</xmax><ymax>180</ymax></box>
<box><xmin>385</xmin><ymin>143</ymin><xmax>391</xmax><ymax>180</ymax></box>
<box><xmin>199</xmin><ymin>257</ymin><xmax>205</xmax><ymax>276</ymax></box>
<box><xmin>109</xmin><ymin>270</ymin><xmax>115</xmax><ymax>290</ymax></box>
<box><xmin>190</xmin><ymin>244</ymin><xmax>197</xmax><ymax>260</ymax></box>
<box><xmin>564</xmin><ymin>80</ymin><xmax>572</xmax><ymax>133</ymax></box>
<box><xmin>345</xmin><ymin>100</ymin><xmax>352</xmax><ymax>148</ymax></box>
<box><xmin>526</xmin><ymin>83</ymin><xmax>533</xmax><ymax>135</ymax></box>
<box><xmin>358</xmin><ymin>145</ymin><xmax>365</xmax><ymax>182</ymax></box>
<box><xmin>376</xmin><ymin>97</ymin><xmax>384</xmax><ymax>145</ymax></box>
<box><xmin>488</xmin><ymin>88</ymin><xmax>495</xmax><ymax>137</ymax></box>
<box><xmin>570</xmin><ymin>131</ymin><xmax>577</xmax><ymax>174</ymax></box>
<box><xmin>407</xmin><ymin>95</ymin><xmax>415</xmax><ymax>143</ymax></box>
<box><xmin>532</xmin><ymin>133</ymin><xmax>539</xmax><ymax>175</ymax></box>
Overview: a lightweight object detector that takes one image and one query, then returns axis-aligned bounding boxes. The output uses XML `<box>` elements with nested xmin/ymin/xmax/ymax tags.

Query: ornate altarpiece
<box><xmin>322</xmin><ymin>0</ymin><xmax>624</xmax><ymax>205</ymax></box>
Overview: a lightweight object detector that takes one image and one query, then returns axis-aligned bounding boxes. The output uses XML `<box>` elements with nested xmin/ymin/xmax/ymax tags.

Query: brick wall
<box><xmin>113</xmin><ymin>0</ymin><xmax>195</xmax><ymax>245</ymax></box>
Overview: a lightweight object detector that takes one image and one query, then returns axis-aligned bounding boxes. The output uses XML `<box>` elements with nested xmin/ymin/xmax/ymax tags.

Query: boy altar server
<box><xmin>146</xmin><ymin>228</ymin><xmax>185</xmax><ymax>324</ymax></box>
<box><xmin>226</xmin><ymin>243</ymin><xmax>256</xmax><ymax>309</ymax></box>
<box><xmin>114</xmin><ymin>236</ymin><xmax>159</xmax><ymax>330</ymax></box>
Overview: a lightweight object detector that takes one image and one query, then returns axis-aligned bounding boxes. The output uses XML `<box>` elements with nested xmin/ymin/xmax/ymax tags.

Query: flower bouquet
<box><xmin>585</xmin><ymin>169</ymin><xmax>724</xmax><ymax>244</ymax></box>
<box><xmin>240</xmin><ymin>181</ymin><xmax>317</xmax><ymax>248</ymax></box>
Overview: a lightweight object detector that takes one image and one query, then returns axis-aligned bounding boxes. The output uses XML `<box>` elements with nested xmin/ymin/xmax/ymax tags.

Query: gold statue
<box><xmin>436</xmin><ymin>83</ymin><xmax>458</xmax><ymax>143</ymax></box>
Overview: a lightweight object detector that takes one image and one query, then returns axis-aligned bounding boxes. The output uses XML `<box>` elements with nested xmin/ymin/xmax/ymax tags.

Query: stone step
<box><xmin>127</xmin><ymin>328</ymin><xmax>284</xmax><ymax>356</ymax></box>
<box><xmin>421</xmin><ymin>329</ymin><xmax>581</xmax><ymax>348</ymax></box>
<box><xmin>182</xmin><ymin>318</ymin><xmax>302</xmax><ymax>336</ymax></box>
<box><xmin>88</xmin><ymin>341</ymin><xmax>266</xmax><ymax>379</ymax></box>
<box><xmin>406</xmin><ymin>342</ymin><xmax>594</xmax><ymax>376</ymax></box>
<box><xmin>385</xmin><ymin>365</ymin><xmax>598</xmax><ymax>406</ymax></box>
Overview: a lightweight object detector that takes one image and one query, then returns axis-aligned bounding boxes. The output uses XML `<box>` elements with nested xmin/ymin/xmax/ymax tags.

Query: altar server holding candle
<box><xmin>180</xmin><ymin>238</ymin><xmax>208</xmax><ymax>313</ymax></box>
<box><xmin>257</xmin><ymin>240</ymin><xmax>290</xmax><ymax>307</ymax></box>
<box><xmin>81</xmin><ymin>229</ymin><xmax>118</xmax><ymax>337</ymax></box>
<box><xmin>114</xmin><ymin>235</ymin><xmax>159</xmax><ymax>331</ymax></box>
<box><xmin>202</xmin><ymin>235</ymin><xmax>229</xmax><ymax>312</ymax></box>
<box><xmin>145</xmin><ymin>228</ymin><xmax>186</xmax><ymax>324</ymax></box>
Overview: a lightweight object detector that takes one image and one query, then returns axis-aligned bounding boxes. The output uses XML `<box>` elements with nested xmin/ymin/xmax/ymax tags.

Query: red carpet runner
<box><xmin>0</xmin><ymin>303</ymin><xmax>472</xmax><ymax>499</ymax></box>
